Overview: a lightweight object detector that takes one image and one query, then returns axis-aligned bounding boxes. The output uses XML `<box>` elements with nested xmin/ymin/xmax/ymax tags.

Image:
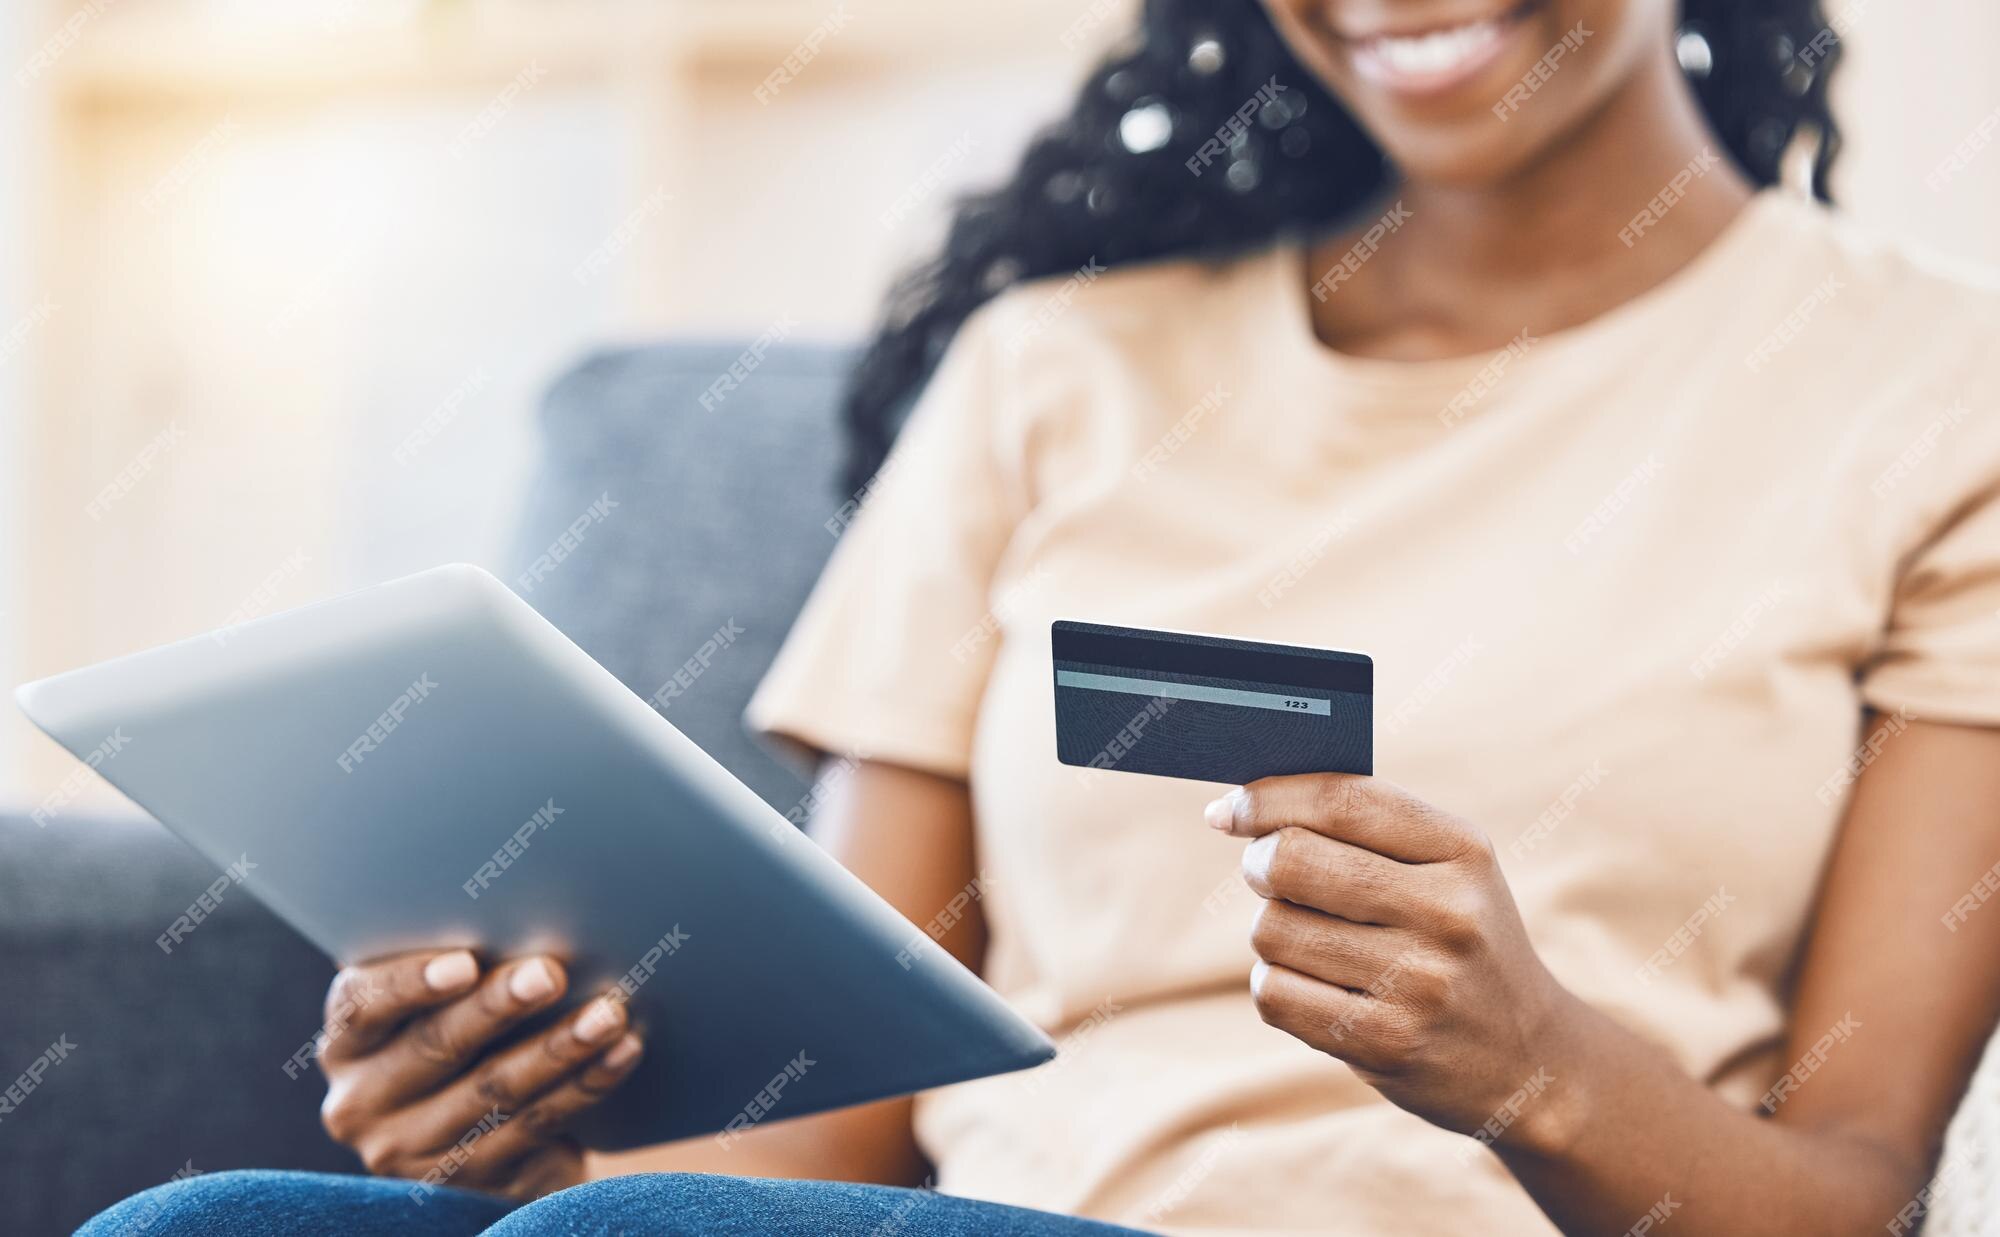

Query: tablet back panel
<box><xmin>16</xmin><ymin>564</ymin><xmax>1053</xmax><ymax>1150</ymax></box>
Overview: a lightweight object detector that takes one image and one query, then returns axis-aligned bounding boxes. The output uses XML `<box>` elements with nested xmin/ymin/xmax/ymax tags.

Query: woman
<box><xmin>87</xmin><ymin>0</ymin><xmax>2000</xmax><ymax>1233</ymax></box>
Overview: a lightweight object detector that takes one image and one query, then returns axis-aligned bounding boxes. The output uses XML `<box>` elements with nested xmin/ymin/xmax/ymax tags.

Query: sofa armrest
<box><xmin>0</xmin><ymin>813</ymin><xmax>355</xmax><ymax>1234</ymax></box>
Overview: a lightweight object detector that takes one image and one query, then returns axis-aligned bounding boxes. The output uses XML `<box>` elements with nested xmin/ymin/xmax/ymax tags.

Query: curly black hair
<box><xmin>837</xmin><ymin>0</ymin><xmax>1842</xmax><ymax>493</ymax></box>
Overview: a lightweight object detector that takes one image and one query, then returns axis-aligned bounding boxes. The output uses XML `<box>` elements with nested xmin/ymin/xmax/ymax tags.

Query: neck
<box><xmin>1402</xmin><ymin>43</ymin><xmax>1753</xmax><ymax>281</ymax></box>
<box><xmin>1311</xmin><ymin>43</ymin><xmax>1758</xmax><ymax>360</ymax></box>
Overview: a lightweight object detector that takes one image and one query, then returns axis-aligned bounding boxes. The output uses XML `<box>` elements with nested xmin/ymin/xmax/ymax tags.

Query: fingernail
<box><xmin>1205</xmin><ymin>791</ymin><xmax>1241</xmax><ymax>832</ymax></box>
<box><xmin>1242</xmin><ymin>833</ymin><xmax>1276</xmax><ymax>884</ymax></box>
<box><xmin>423</xmin><ymin>951</ymin><xmax>478</xmax><ymax>993</ymax></box>
<box><xmin>603</xmin><ymin>1033</ymin><xmax>643</xmax><ymax>1070</ymax></box>
<box><xmin>509</xmin><ymin>958</ymin><xmax>558</xmax><ymax>1004</ymax></box>
<box><xmin>575</xmin><ymin>997</ymin><xmax>625</xmax><ymax>1044</ymax></box>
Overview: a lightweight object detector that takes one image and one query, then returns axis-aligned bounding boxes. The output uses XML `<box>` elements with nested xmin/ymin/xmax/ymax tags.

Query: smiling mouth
<box><xmin>1338</xmin><ymin>2</ymin><xmax>1544</xmax><ymax>96</ymax></box>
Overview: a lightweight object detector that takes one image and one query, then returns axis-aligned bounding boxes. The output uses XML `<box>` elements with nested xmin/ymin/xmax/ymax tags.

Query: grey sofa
<box><xmin>0</xmin><ymin>340</ymin><xmax>854</xmax><ymax>1235</ymax></box>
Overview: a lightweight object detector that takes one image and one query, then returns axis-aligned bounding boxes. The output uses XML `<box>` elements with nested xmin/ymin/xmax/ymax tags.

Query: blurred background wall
<box><xmin>2</xmin><ymin>0</ymin><xmax>1996</xmax><ymax>812</ymax></box>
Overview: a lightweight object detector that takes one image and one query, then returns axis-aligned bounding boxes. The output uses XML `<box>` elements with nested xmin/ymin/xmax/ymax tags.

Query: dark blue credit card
<box><xmin>1052</xmin><ymin>620</ymin><xmax>1372</xmax><ymax>785</ymax></box>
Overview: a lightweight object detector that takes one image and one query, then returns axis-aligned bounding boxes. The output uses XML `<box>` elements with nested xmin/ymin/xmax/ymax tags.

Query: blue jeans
<box><xmin>78</xmin><ymin>1169</ymin><xmax>1158</xmax><ymax>1236</ymax></box>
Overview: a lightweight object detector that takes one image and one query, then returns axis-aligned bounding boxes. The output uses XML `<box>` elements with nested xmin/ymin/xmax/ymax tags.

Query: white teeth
<box><xmin>1362</xmin><ymin>19</ymin><xmax>1503</xmax><ymax>77</ymax></box>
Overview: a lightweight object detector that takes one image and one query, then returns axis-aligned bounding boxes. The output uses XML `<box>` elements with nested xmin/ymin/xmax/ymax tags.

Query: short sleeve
<box><xmin>1860</xmin><ymin>482</ymin><xmax>2000</xmax><ymax>727</ymax></box>
<box><xmin>746</xmin><ymin>304</ymin><xmax>1028</xmax><ymax>779</ymax></box>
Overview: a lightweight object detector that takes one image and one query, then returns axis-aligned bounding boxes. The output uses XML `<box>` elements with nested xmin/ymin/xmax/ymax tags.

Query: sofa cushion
<box><xmin>504</xmin><ymin>340</ymin><xmax>856</xmax><ymax>813</ymax></box>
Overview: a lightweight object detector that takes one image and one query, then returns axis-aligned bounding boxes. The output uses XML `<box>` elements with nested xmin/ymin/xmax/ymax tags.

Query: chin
<box><xmin>1376</xmin><ymin>123</ymin><xmax>1559</xmax><ymax>187</ymax></box>
<box><xmin>1260</xmin><ymin>0</ymin><xmax>1657</xmax><ymax>188</ymax></box>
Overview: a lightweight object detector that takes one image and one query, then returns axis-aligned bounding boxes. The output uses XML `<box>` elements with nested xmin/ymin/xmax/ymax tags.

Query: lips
<box><xmin>1355</xmin><ymin>20</ymin><xmax>1506</xmax><ymax>75</ymax></box>
<box><xmin>1334</xmin><ymin>2</ymin><xmax>1541</xmax><ymax>96</ymax></box>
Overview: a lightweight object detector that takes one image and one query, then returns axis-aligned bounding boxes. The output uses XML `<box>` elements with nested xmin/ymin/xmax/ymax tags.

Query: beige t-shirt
<box><xmin>746</xmin><ymin>191</ymin><xmax>2000</xmax><ymax>1236</ymax></box>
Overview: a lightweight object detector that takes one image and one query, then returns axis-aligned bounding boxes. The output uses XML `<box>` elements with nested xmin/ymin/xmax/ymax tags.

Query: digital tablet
<box><xmin>15</xmin><ymin>563</ymin><xmax>1054</xmax><ymax>1150</ymax></box>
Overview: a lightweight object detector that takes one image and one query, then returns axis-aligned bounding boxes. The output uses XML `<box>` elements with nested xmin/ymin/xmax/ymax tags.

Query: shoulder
<box><xmin>929</xmin><ymin>248</ymin><xmax>1278</xmax><ymax>490</ymax></box>
<box><xmin>1766</xmin><ymin>193</ymin><xmax>2000</xmax><ymax>347</ymax></box>
<box><xmin>1750</xmin><ymin>194</ymin><xmax>2000</xmax><ymax>436</ymax></box>
<box><xmin>1757</xmin><ymin>196</ymin><xmax>2000</xmax><ymax>528</ymax></box>
<box><xmin>971</xmin><ymin>246</ymin><xmax>1278</xmax><ymax>369</ymax></box>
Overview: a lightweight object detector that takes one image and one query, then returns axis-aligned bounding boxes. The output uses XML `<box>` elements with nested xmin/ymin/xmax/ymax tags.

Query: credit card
<box><xmin>1052</xmin><ymin>620</ymin><xmax>1372</xmax><ymax>785</ymax></box>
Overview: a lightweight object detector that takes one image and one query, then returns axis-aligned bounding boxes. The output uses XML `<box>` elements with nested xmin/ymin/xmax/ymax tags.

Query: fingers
<box><xmin>321</xmin><ymin>948</ymin><xmax>482</xmax><ymax>1062</ymax></box>
<box><xmin>360</xmin><ymin>957</ymin><xmax>571</xmax><ymax>1108</ymax></box>
<box><xmin>1207</xmin><ymin>774</ymin><xmax>1479</xmax><ymax>864</ymax></box>
<box><xmin>1250</xmin><ymin>960</ymin><xmax>1412</xmax><ymax>1071</ymax></box>
<box><xmin>463</xmin><ymin>1035</ymin><xmax>646</xmax><ymax>1169</ymax></box>
<box><xmin>1249</xmin><ymin>898</ymin><xmax>1427</xmax><ymax>995</ymax></box>
<box><xmin>390</xmin><ymin>995</ymin><xmax>636</xmax><ymax>1157</ymax></box>
<box><xmin>1241</xmin><ymin>826</ymin><xmax>1427</xmax><ymax>925</ymax></box>
<box><xmin>332</xmin><ymin>986</ymin><xmax>643</xmax><ymax>1187</ymax></box>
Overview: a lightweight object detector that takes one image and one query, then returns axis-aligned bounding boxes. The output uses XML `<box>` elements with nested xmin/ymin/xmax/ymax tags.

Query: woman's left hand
<box><xmin>1208</xmin><ymin>774</ymin><xmax>1583</xmax><ymax>1156</ymax></box>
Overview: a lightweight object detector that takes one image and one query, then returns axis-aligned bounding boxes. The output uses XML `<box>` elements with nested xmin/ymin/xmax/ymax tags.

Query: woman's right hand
<box><xmin>314</xmin><ymin>949</ymin><xmax>644</xmax><ymax>1202</ymax></box>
